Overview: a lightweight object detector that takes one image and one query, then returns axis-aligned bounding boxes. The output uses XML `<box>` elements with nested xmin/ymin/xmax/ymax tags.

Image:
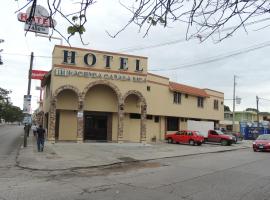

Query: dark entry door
<box><xmin>84</xmin><ymin>115</ymin><xmax>107</xmax><ymax>140</ymax></box>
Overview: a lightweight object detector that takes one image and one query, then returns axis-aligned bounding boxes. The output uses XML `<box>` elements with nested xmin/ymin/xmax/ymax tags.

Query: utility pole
<box><xmin>256</xmin><ymin>96</ymin><xmax>259</xmax><ymax>129</ymax></box>
<box><xmin>27</xmin><ymin>52</ymin><xmax>34</xmax><ymax>96</ymax></box>
<box><xmin>232</xmin><ymin>75</ymin><xmax>236</xmax><ymax>131</ymax></box>
<box><xmin>0</xmin><ymin>39</ymin><xmax>4</xmax><ymax>65</ymax></box>
<box><xmin>24</xmin><ymin>52</ymin><xmax>34</xmax><ymax>147</ymax></box>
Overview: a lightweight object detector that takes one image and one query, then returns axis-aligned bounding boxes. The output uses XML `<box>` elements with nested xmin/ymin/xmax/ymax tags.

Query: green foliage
<box><xmin>245</xmin><ymin>108</ymin><xmax>258</xmax><ymax>113</ymax></box>
<box><xmin>72</xmin><ymin>16</ymin><xmax>78</xmax><ymax>22</ymax></box>
<box><xmin>68</xmin><ymin>15</ymin><xmax>86</xmax><ymax>36</ymax></box>
<box><xmin>67</xmin><ymin>25</ymin><xmax>86</xmax><ymax>35</ymax></box>
<box><xmin>224</xmin><ymin>105</ymin><xmax>231</xmax><ymax>112</ymax></box>
<box><xmin>148</xmin><ymin>16</ymin><xmax>165</xmax><ymax>26</ymax></box>
<box><xmin>0</xmin><ymin>87</ymin><xmax>23</xmax><ymax>123</ymax></box>
<box><xmin>0</xmin><ymin>87</ymin><xmax>11</xmax><ymax>100</ymax></box>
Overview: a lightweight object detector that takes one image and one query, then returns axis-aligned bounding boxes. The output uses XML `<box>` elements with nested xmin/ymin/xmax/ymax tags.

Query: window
<box><xmin>147</xmin><ymin>86</ymin><xmax>151</xmax><ymax>91</ymax></box>
<box><xmin>221</xmin><ymin>101</ymin><xmax>223</xmax><ymax>105</ymax></box>
<box><xmin>167</xmin><ymin>117</ymin><xmax>179</xmax><ymax>131</ymax></box>
<box><xmin>214</xmin><ymin>99</ymin><xmax>219</xmax><ymax>110</ymax></box>
<box><xmin>197</xmin><ymin>97</ymin><xmax>204</xmax><ymax>108</ymax></box>
<box><xmin>147</xmin><ymin>115</ymin><xmax>153</xmax><ymax>120</ymax></box>
<box><xmin>154</xmin><ymin>116</ymin><xmax>159</xmax><ymax>123</ymax></box>
<box><xmin>173</xmin><ymin>92</ymin><xmax>181</xmax><ymax>104</ymax></box>
<box><xmin>185</xmin><ymin>94</ymin><xmax>189</xmax><ymax>98</ymax></box>
<box><xmin>130</xmin><ymin>113</ymin><xmax>141</xmax><ymax>119</ymax></box>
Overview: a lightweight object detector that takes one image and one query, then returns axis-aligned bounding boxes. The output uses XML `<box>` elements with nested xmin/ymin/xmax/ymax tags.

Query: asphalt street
<box><xmin>0</xmin><ymin>126</ymin><xmax>269</xmax><ymax>200</ymax></box>
<box><xmin>0</xmin><ymin>125</ymin><xmax>23</xmax><ymax>168</ymax></box>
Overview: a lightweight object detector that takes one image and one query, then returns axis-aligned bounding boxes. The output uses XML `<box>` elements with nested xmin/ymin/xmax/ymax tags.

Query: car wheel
<box><xmin>197</xmin><ymin>142</ymin><xmax>202</xmax><ymax>146</ymax></box>
<box><xmin>221</xmin><ymin>139</ymin><xmax>228</xmax><ymax>146</ymax></box>
<box><xmin>189</xmin><ymin>140</ymin><xmax>195</xmax><ymax>146</ymax></box>
<box><xmin>253</xmin><ymin>148</ymin><xmax>257</xmax><ymax>152</ymax></box>
<box><xmin>168</xmin><ymin>138</ymin><xmax>173</xmax><ymax>144</ymax></box>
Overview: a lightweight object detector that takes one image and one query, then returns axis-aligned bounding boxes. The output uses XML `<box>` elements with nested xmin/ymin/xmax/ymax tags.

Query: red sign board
<box><xmin>31</xmin><ymin>70</ymin><xmax>48</xmax><ymax>80</ymax></box>
<box><xmin>17</xmin><ymin>13</ymin><xmax>55</xmax><ymax>27</ymax></box>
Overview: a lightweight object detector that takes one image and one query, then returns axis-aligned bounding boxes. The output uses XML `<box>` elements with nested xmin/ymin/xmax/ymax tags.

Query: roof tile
<box><xmin>169</xmin><ymin>82</ymin><xmax>209</xmax><ymax>97</ymax></box>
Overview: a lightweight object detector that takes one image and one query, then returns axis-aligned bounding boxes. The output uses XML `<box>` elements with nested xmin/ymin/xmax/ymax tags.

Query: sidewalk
<box><xmin>17</xmin><ymin>136</ymin><xmax>252</xmax><ymax>171</ymax></box>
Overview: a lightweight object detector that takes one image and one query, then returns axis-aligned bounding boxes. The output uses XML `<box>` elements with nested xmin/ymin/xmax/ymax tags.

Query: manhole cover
<box><xmin>118</xmin><ymin>157</ymin><xmax>137</xmax><ymax>162</ymax></box>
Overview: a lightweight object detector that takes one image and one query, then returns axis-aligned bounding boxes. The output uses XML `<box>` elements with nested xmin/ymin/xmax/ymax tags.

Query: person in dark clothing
<box><xmin>36</xmin><ymin>125</ymin><xmax>46</xmax><ymax>152</ymax></box>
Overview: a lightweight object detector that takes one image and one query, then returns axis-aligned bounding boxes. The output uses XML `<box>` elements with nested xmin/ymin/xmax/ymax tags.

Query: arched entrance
<box><xmin>82</xmin><ymin>80</ymin><xmax>122</xmax><ymax>142</ymax></box>
<box><xmin>123</xmin><ymin>90</ymin><xmax>147</xmax><ymax>142</ymax></box>
<box><xmin>49</xmin><ymin>85</ymin><xmax>81</xmax><ymax>142</ymax></box>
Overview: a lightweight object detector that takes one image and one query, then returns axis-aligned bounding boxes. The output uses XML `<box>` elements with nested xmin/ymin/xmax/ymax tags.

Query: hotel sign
<box><xmin>54</xmin><ymin>68</ymin><xmax>146</xmax><ymax>83</ymax></box>
<box><xmin>17</xmin><ymin>5</ymin><xmax>56</xmax><ymax>35</ymax></box>
<box><xmin>62</xmin><ymin>50</ymin><xmax>144</xmax><ymax>72</ymax></box>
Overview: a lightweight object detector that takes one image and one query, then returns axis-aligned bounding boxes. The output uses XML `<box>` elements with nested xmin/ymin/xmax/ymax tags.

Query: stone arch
<box><xmin>48</xmin><ymin>85</ymin><xmax>82</xmax><ymax>143</ymax></box>
<box><xmin>123</xmin><ymin>90</ymin><xmax>147</xmax><ymax>143</ymax></box>
<box><xmin>82</xmin><ymin>80</ymin><xmax>124</xmax><ymax>142</ymax></box>
<box><xmin>123</xmin><ymin>90</ymin><xmax>147</xmax><ymax>106</ymax></box>
<box><xmin>52</xmin><ymin>85</ymin><xmax>82</xmax><ymax>106</ymax></box>
<box><xmin>82</xmin><ymin>80</ymin><xmax>123</xmax><ymax>103</ymax></box>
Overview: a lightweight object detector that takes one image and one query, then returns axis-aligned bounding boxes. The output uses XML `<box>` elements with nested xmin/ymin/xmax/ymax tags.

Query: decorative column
<box><xmin>117</xmin><ymin>103</ymin><xmax>124</xmax><ymax>143</ymax></box>
<box><xmin>140</xmin><ymin>104</ymin><xmax>147</xmax><ymax>143</ymax></box>
<box><xmin>48</xmin><ymin>101</ymin><xmax>56</xmax><ymax>143</ymax></box>
<box><xmin>77</xmin><ymin>100</ymin><xmax>84</xmax><ymax>143</ymax></box>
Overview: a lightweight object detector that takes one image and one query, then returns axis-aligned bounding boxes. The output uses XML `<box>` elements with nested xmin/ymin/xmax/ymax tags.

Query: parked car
<box><xmin>253</xmin><ymin>134</ymin><xmax>270</xmax><ymax>152</ymax></box>
<box><xmin>223</xmin><ymin>132</ymin><xmax>238</xmax><ymax>143</ymax></box>
<box><xmin>204</xmin><ymin>130</ymin><xmax>234</xmax><ymax>146</ymax></box>
<box><xmin>165</xmin><ymin>130</ymin><xmax>204</xmax><ymax>146</ymax></box>
<box><xmin>224</xmin><ymin>131</ymin><xmax>243</xmax><ymax>143</ymax></box>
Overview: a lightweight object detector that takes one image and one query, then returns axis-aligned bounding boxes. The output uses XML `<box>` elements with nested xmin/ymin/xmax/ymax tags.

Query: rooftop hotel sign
<box><xmin>54</xmin><ymin>68</ymin><xmax>146</xmax><ymax>83</ymax></box>
<box><xmin>17</xmin><ymin>5</ymin><xmax>56</xmax><ymax>35</ymax></box>
<box><xmin>62</xmin><ymin>50</ymin><xmax>144</xmax><ymax>72</ymax></box>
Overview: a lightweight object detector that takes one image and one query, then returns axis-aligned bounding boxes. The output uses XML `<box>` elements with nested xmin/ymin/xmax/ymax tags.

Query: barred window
<box><xmin>173</xmin><ymin>92</ymin><xmax>181</xmax><ymax>104</ymax></box>
<box><xmin>214</xmin><ymin>99</ymin><xmax>219</xmax><ymax>110</ymax></box>
<box><xmin>197</xmin><ymin>97</ymin><xmax>204</xmax><ymax>108</ymax></box>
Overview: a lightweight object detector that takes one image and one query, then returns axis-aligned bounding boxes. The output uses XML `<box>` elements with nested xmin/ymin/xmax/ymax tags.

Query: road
<box><xmin>0</xmin><ymin>125</ymin><xmax>23</xmax><ymax>168</ymax></box>
<box><xmin>0</xmin><ymin>126</ymin><xmax>270</xmax><ymax>200</ymax></box>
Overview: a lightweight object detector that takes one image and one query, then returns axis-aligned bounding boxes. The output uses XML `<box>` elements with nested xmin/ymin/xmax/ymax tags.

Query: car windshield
<box><xmin>215</xmin><ymin>130</ymin><xmax>224</xmax><ymax>135</ymax></box>
<box><xmin>257</xmin><ymin>134</ymin><xmax>270</xmax><ymax>140</ymax></box>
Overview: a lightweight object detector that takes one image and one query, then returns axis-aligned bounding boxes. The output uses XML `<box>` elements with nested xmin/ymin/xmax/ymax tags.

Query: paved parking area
<box><xmin>17</xmin><ymin>136</ymin><xmax>252</xmax><ymax>170</ymax></box>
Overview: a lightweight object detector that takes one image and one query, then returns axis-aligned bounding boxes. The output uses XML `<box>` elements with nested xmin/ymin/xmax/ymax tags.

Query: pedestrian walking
<box><xmin>36</xmin><ymin>125</ymin><xmax>46</xmax><ymax>152</ymax></box>
<box><xmin>32</xmin><ymin>124</ymin><xmax>37</xmax><ymax>136</ymax></box>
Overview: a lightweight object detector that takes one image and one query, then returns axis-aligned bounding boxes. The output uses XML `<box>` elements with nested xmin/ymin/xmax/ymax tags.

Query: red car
<box><xmin>165</xmin><ymin>130</ymin><xmax>204</xmax><ymax>146</ymax></box>
<box><xmin>253</xmin><ymin>134</ymin><xmax>270</xmax><ymax>152</ymax></box>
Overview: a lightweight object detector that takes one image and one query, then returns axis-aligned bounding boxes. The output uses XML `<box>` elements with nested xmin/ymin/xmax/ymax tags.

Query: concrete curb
<box><xmin>16</xmin><ymin>145</ymin><xmax>251</xmax><ymax>171</ymax></box>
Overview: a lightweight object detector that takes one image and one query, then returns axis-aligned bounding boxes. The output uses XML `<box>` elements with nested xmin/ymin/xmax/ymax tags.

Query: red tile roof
<box><xmin>169</xmin><ymin>82</ymin><xmax>209</xmax><ymax>97</ymax></box>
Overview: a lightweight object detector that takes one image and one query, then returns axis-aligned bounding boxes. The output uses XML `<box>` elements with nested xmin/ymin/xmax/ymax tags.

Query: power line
<box><xmin>149</xmin><ymin>40</ymin><xmax>270</xmax><ymax>72</ymax></box>
<box><xmin>259</xmin><ymin>97</ymin><xmax>270</xmax><ymax>102</ymax></box>
<box><xmin>116</xmin><ymin>17</ymin><xmax>270</xmax><ymax>53</ymax></box>
<box><xmin>2</xmin><ymin>39</ymin><xmax>270</xmax><ymax>71</ymax></box>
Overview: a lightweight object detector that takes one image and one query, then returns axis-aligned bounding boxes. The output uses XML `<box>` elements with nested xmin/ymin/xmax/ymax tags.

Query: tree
<box><xmin>19</xmin><ymin>1</ymin><xmax>270</xmax><ymax>45</ymax></box>
<box><xmin>245</xmin><ymin>108</ymin><xmax>259</xmax><ymax>113</ymax></box>
<box><xmin>224</xmin><ymin>105</ymin><xmax>231</xmax><ymax>112</ymax></box>
<box><xmin>0</xmin><ymin>87</ymin><xmax>10</xmax><ymax>100</ymax></box>
<box><xmin>0</xmin><ymin>87</ymin><xmax>23</xmax><ymax>123</ymax></box>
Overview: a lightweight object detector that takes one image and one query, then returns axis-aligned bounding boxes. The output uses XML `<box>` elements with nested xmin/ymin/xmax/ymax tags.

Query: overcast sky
<box><xmin>1</xmin><ymin>1</ymin><xmax>270</xmax><ymax>113</ymax></box>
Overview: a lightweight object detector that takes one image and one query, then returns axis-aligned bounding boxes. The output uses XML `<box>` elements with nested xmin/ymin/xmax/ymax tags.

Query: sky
<box><xmin>1</xmin><ymin>0</ymin><xmax>270</xmax><ymax>113</ymax></box>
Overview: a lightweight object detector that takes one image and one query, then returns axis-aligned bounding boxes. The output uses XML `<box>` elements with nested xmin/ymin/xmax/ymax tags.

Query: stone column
<box><xmin>118</xmin><ymin>103</ymin><xmax>124</xmax><ymax>143</ymax></box>
<box><xmin>77</xmin><ymin>100</ymin><xmax>84</xmax><ymax>143</ymax></box>
<box><xmin>140</xmin><ymin>104</ymin><xmax>147</xmax><ymax>143</ymax></box>
<box><xmin>48</xmin><ymin>101</ymin><xmax>56</xmax><ymax>143</ymax></box>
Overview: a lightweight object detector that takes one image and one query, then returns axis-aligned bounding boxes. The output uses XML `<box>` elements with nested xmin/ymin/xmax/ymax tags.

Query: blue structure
<box><xmin>240</xmin><ymin>121</ymin><xmax>270</xmax><ymax>140</ymax></box>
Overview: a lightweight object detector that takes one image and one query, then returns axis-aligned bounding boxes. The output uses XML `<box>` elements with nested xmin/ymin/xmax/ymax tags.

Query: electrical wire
<box><xmin>259</xmin><ymin>97</ymin><xmax>270</xmax><ymax>102</ymax></box>
<box><xmin>149</xmin><ymin>40</ymin><xmax>270</xmax><ymax>71</ymax></box>
<box><xmin>116</xmin><ymin>17</ymin><xmax>270</xmax><ymax>53</ymax></box>
<box><xmin>2</xmin><ymin>39</ymin><xmax>270</xmax><ymax>73</ymax></box>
